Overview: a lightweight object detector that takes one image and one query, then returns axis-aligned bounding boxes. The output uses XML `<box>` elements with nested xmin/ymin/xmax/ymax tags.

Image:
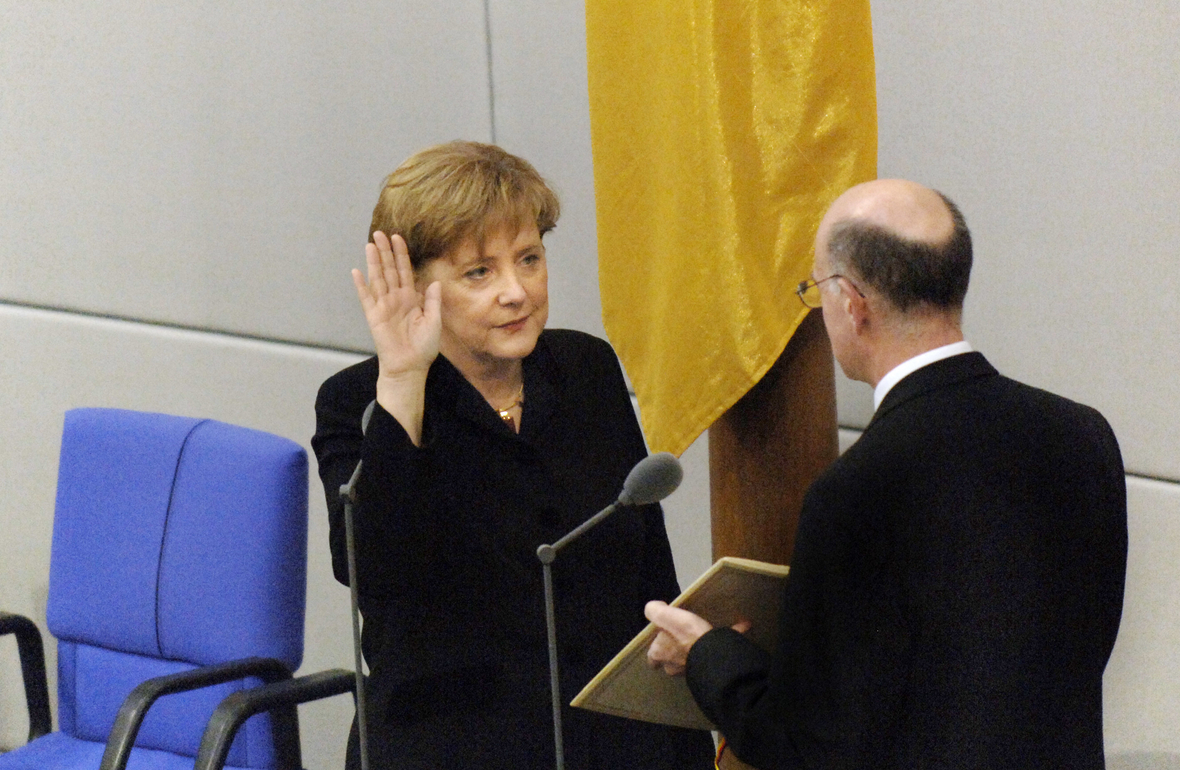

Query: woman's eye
<box><xmin>465</xmin><ymin>266</ymin><xmax>489</xmax><ymax>280</ymax></box>
<box><xmin>521</xmin><ymin>253</ymin><xmax>541</xmax><ymax>266</ymax></box>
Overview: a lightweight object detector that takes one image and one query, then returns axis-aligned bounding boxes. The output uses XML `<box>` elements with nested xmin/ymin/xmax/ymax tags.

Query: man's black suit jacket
<box><xmin>686</xmin><ymin>352</ymin><xmax>1127</xmax><ymax>769</ymax></box>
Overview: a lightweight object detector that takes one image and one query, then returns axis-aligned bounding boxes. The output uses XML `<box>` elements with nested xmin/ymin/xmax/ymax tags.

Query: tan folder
<box><xmin>571</xmin><ymin>556</ymin><xmax>790</xmax><ymax>730</ymax></box>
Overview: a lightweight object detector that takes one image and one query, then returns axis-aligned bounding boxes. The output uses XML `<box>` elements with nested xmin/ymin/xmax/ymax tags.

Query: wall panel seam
<box><xmin>0</xmin><ymin>299</ymin><xmax>372</xmax><ymax>357</ymax></box>
<box><xmin>483</xmin><ymin>0</ymin><xmax>496</xmax><ymax>143</ymax></box>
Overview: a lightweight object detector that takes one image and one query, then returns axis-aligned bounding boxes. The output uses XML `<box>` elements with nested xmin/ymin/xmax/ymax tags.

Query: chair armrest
<box><xmin>194</xmin><ymin>668</ymin><xmax>357</xmax><ymax>770</ymax></box>
<box><xmin>99</xmin><ymin>656</ymin><xmax>293</xmax><ymax>770</ymax></box>
<box><xmin>0</xmin><ymin>611</ymin><xmax>52</xmax><ymax>741</ymax></box>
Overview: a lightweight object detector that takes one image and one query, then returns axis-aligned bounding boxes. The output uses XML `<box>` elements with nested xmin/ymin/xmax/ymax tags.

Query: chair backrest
<box><xmin>46</xmin><ymin>408</ymin><xmax>308</xmax><ymax>768</ymax></box>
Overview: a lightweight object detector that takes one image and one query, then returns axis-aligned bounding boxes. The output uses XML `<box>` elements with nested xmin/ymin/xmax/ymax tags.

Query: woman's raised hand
<box><xmin>352</xmin><ymin>231</ymin><xmax>441</xmax><ymax>444</ymax></box>
<box><xmin>354</xmin><ymin>231</ymin><xmax>441</xmax><ymax>376</ymax></box>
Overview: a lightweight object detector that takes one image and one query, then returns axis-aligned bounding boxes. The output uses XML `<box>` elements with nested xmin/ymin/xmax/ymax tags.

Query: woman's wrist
<box><xmin>375</xmin><ymin>371</ymin><xmax>428</xmax><ymax>445</ymax></box>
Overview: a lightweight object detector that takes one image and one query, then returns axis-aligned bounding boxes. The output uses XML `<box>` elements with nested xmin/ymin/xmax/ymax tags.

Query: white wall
<box><xmin>2</xmin><ymin>0</ymin><xmax>1177</xmax><ymax>766</ymax></box>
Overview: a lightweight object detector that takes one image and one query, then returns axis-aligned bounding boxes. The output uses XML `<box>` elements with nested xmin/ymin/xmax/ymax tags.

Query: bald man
<box><xmin>646</xmin><ymin>180</ymin><xmax>1127</xmax><ymax>769</ymax></box>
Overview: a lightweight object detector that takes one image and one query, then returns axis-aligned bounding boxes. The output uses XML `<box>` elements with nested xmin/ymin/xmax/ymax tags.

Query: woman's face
<box><xmin>416</xmin><ymin>222</ymin><xmax>549</xmax><ymax>376</ymax></box>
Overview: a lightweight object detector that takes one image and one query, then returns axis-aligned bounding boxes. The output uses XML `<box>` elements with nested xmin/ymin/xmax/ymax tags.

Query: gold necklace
<box><xmin>494</xmin><ymin>384</ymin><xmax>525</xmax><ymax>431</ymax></box>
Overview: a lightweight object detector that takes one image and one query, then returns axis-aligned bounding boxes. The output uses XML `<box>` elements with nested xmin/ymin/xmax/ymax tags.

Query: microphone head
<box><xmin>618</xmin><ymin>452</ymin><xmax>683</xmax><ymax>507</ymax></box>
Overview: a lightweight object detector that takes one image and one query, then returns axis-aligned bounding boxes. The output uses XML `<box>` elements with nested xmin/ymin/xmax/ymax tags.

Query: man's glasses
<box><xmin>795</xmin><ymin>275</ymin><xmax>865</xmax><ymax>308</ymax></box>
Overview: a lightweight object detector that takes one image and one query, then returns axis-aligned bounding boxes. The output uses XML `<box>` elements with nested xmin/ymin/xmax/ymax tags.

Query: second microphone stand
<box><xmin>534</xmin><ymin>450</ymin><xmax>683</xmax><ymax>770</ymax></box>
<box><xmin>340</xmin><ymin>401</ymin><xmax>376</xmax><ymax>770</ymax></box>
<box><xmin>535</xmin><ymin>502</ymin><xmax>624</xmax><ymax>770</ymax></box>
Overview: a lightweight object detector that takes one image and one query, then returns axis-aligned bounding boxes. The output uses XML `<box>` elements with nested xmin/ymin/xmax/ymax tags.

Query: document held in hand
<box><xmin>571</xmin><ymin>556</ymin><xmax>790</xmax><ymax>730</ymax></box>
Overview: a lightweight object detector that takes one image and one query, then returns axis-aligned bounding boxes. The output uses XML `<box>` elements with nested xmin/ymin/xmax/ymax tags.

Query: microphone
<box><xmin>537</xmin><ymin>452</ymin><xmax>683</xmax><ymax>563</ymax></box>
<box><xmin>618</xmin><ymin>451</ymin><xmax>683</xmax><ymax>507</ymax></box>
<box><xmin>536</xmin><ymin>451</ymin><xmax>683</xmax><ymax>770</ymax></box>
<box><xmin>340</xmin><ymin>400</ymin><xmax>376</xmax><ymax>770</ymax></box>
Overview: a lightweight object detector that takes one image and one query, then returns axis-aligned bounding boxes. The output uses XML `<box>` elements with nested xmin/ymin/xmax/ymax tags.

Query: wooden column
<box><xmin>708</xmin><ymin>310</ymin><xmax>836</xmax><ymax>770</ymax></box>
<box><xmin>708</xmin><ymin>310</ymin><xmax>838</xmax><ymax>565</ymax></box>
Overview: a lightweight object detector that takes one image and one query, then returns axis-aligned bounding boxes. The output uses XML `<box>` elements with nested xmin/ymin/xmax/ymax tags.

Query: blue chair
<box><xmin>0</xmin><ymin>408</ymin><xmax>347</xmax><ymax>770</ymax></box>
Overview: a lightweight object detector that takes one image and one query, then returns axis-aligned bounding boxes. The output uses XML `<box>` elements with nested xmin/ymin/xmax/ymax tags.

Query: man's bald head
<box><xmin>816</xmin><ymin>179</ymin><xmax>972</xmax><ymax>313</ymax></box>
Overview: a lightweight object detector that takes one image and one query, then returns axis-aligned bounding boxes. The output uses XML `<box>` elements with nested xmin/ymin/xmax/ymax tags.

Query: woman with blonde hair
<box><xmin>313</xmin><ymin>141</ymin><xmax>713</xmax><ymax>770</ymax></box>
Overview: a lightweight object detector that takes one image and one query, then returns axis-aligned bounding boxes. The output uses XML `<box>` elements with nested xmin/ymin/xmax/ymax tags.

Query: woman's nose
<box><xmin>498</xmin><ymin>269</ymin><xmax>527</xmax><ymax>303</ymax></box>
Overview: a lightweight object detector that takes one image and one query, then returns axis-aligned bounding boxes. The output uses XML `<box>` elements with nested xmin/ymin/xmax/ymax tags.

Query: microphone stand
<box><xmin>340</xmin><ymin>401</ymin><xmax>376</xmax><ymax>770</ymax></box>
<box><xmin>534</xmin><ymin>451</ymin><xmax>682</xmax><ymax>770</ymax></box>
<box><xmin>535</xmin><ymin>502</ymin><xmax>623</xmax><ymax>770</ymax></box>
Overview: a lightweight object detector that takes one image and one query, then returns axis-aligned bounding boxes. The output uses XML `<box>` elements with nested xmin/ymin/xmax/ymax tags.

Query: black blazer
<box><xmin>313</xmin><ymin>329</ymin><xmax>713</xmax><ymax>770</ymax></box>
<box><xmin>686</xmin><ymin>352</ymin><xmax>1127</xmax><ymax>770</ymax></box>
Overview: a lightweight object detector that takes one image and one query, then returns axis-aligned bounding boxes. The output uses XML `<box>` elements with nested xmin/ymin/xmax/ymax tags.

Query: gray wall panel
<box><xmin>838</xmin><ymin>0</ymin><xmax>1180</xmax><ymax>482</ymax></box>
<box><xmin>0</xmin><ymin>1</ymin><xmax>492</xmax><ymax>351</ymax></box>
<box><xmin>1105</xmin><ymin>476</ymin><xmax>1180</xmax><ymax>758</ymax></box>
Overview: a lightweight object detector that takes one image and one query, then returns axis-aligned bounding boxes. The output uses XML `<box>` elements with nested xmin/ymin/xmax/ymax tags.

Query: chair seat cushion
<box><xmin>0</xmin><ymin>732</ymin><xmax>258</xmax><ymax>770</ymax></box>
<box><xmin>58</xmin><ymin>641</ymin><xmax>274</xmax><ymax>764</ymax></box>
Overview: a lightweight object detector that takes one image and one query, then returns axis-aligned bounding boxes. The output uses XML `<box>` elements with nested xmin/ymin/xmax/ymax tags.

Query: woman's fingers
<box><xmin>361</xmin><ymin>232</ymin><xmax>421</xmax><ymax>301</ymax></box>
<box><xmin>390</xmin><ymin>233</ymin><xmax>415</xmax><ymax>290</ymax></box>
<box><xmin>351</xmin><ymin>267</ymin><xmax>373</xmax><ymax>309</ymax></box>
<box><xmin>364</xmin><ymin>231</ymin><xmax>417</xmax><ymax>300</ymax></box>
<box><xmin>367</xmin><ymin>234</ymin><xmax>390</xmax><ymax>296</ymax></box>
<box><xmin>374</xmin><ymin>231</ymin><xmax>410</xmax><ymax>290</ymax></box>
<box><xmin>352</xmin><ymin>234</ymin><xmax>442</xmax><ymax>377</ymax></box>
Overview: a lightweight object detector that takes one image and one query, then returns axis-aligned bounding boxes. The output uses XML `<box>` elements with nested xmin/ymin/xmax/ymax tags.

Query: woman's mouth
<box><xmin>498</xmin><ymin>316</ymin><xmax>529</xmax><ymax>332</ymax></box>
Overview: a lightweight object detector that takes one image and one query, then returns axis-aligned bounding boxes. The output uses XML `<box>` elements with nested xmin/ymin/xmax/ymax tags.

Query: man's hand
<box><xmin>644</xmin><ymin>601</ymin><xmax>714</xmax><ymax>676</ymax></box>
<box><xmin>645</xmin><ymin>601</ymin><xmax>753</xmax><ymax>676</ymax></box>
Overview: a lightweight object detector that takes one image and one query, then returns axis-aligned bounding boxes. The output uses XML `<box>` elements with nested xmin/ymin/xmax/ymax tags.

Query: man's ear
<box><xmin>845</xmin><ymin>284</ymin><xmax>870</xmax><ymax>334</ymax></box>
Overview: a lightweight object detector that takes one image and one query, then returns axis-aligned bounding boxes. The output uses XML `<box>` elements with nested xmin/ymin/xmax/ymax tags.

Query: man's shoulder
<box><xmin>862</xmin><ymin>358</ymin><xmax>1123</xmax><ymax>493</ymax></box>
<box><xmin>885</xmin><ymin>352</ymin><xmax>1108</xmax><ymax>424</ymax></box>
<box><xmin>851</xmin><ymin>354</ymin><xmax>1116</xmax><ymax>459</ymax></box>
<box><xmin>996</xmin><ymin>376</ymin><xmax>1120</xmax><ymax>455</ymax></box>
<box><xmin>992</xmin><ymin>372</ymin><xmax>1100</xmax><ymax>413</ymax></box>
<box><xmin>950</xmin><ymin>361</ymin><xmax>1112</xmax><ymax>439</ymax></box>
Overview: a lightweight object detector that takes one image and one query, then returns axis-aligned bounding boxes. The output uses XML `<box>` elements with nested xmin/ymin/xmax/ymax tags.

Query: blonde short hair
<box><xmin>369</xmin><ymin>140</ymin><xmax>561</xmax><ymax>271</ymax></box>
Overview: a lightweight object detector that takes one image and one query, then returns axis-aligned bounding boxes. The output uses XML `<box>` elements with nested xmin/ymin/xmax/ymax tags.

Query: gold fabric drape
<box><xmin>587</xmin><ymin>0</ymin><xmax>877</xmax><ymax>456</ymax></box>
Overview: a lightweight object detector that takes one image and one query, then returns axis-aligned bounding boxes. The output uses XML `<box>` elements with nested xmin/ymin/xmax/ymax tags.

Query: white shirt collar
<box><xmin>873</xmin><ymin>341</ymin><xmax>974</xmax><ymax>411</ymax></box>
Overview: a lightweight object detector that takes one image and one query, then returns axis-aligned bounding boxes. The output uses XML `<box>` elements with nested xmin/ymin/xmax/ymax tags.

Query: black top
<box><xmin>686</xmin><ymin>352</ymin><xmax>1128</xmax><ymax>770</ymax></box>
<box><xmin>313</xmin><ymin>328</ymin><xmax>713</xmax><ymax>770</ymax></box>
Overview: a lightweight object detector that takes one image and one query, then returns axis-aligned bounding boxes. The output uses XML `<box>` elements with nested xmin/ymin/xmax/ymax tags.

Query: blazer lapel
<box><xmin>430</xmin><ymin>335</ymin><xmax>559</xmax><ymax>439</ymax></box>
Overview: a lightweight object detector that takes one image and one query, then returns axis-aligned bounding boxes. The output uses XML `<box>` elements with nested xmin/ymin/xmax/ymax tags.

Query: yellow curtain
<box><xmin>587</xmin><ymin>0</ymin><xmax>877</xmax><ymax>456</ymax></box>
